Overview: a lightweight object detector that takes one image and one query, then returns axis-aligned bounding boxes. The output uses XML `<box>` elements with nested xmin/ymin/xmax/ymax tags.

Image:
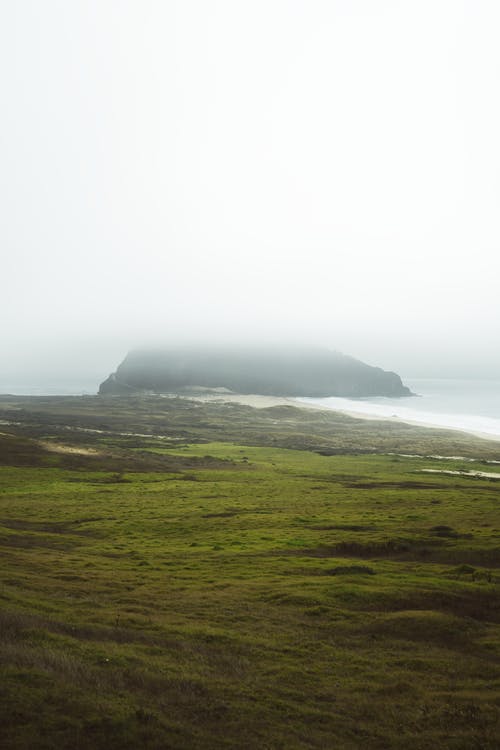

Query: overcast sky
<box><xmin>1</xmin><ymin>0</ymin><xmax>499</xmax><ymax>386</ymax></box>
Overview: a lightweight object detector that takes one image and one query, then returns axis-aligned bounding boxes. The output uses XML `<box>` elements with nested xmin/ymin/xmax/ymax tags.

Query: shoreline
<box><xmin>189</xmin><ymin>391</ymin><xmax>500</xmax><ymax>444</ymax></box>
<box><xmin>1</xmin><ymin>389</ymin><xmax>499</xmax><ymax>446</ymax></box>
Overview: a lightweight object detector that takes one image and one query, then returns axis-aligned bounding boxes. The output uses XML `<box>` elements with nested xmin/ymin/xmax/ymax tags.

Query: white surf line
<box><xmin>387</xmin><ymin>452</ymin><xmax>477</xmax><ymax>462</ymax></box>
<box><xmin>420</xmin><ymin>469</ymin><xmax>500</xmax><ymax>479</ymax></box>
<box><xmin>388</xmin><ymin>453</ymin><xmax>500</xmax><ymax>464</ymax></box>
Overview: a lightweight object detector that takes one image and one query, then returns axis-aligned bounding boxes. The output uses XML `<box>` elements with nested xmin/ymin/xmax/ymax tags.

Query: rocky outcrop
<box><xmin>99</xmin><ymin>347</ymin><xmax>413</xmax><ymax>398</ymax></box>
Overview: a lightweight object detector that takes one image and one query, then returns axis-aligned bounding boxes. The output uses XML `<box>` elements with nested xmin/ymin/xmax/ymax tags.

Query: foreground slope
<box><xmin>0</xmin><ymin>396</ymin><xmax>499</xmax><ymax>749</ymax></box>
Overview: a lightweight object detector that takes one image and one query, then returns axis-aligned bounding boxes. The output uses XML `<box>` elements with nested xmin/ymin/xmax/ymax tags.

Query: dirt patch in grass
<box><xmin>0</xmin><ymin>519</ymin><xmax>102</xmax><ymax>535</ymax></box>
<box><xmin>274</xmin><ymin>539</ymin><xmax>500</xmax><ymax>567</ymax></box>
<box><xmin>311</xmin><ymin>524</ymin><xmax>376</xmax><ymax>532</ymax></box>
<box><xmin>38</xmin><ymin>441</ymin><xmax>101</xmax><ymax>456</ymax></box>
<box><xmin>359</xmin><ymin>610</ymin><xmax>483</xmax><ymax>645</ymax></box>
<box><xmin>0</xmin><ymin>533</ymin><xmax>83</xmax><ymax>551</ymax></box>
<box><xmin>343</xmin><ymin>480</ymin><xmax>444</xmax><ymax>489</ymax></box>
<box><xmin>324</xmin><ymin>565</ymin><xmax>376</xmax><ymax>576</ymax></box>
<box><xmin>366</xmin><ymin>588</ymin><xmax>500</xmax><ymax>623</ymax></box>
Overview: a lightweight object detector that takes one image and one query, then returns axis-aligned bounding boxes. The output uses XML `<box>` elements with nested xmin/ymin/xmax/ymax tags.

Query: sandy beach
<box><xmin>188</xmin><ymin>391</ymin><xmax>500</xmax><ymax>443</ymax></box>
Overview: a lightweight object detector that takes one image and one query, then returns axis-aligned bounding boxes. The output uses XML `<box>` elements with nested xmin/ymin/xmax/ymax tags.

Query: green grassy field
<box><xmin>1</xmin><ymin>396</ymin><xmax>499</xmax><ymax>748</ymax></box>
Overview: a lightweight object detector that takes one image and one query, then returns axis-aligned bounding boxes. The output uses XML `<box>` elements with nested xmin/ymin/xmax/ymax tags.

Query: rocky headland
<box><xmin>99</xmin><ymin>347</ymin><xmax>413</xmax><ymax>398</ymax></box>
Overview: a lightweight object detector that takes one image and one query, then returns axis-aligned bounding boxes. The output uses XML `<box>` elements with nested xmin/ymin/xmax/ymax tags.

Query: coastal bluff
<box><xmin>99</xmin><ymin>348</ymin><xmax>413</xmax><ymax>398</ymax></box>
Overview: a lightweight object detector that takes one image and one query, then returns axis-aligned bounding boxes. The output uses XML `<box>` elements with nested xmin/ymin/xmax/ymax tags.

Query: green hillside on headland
<box><xmin>0</xmin><ymin>394</ymin><xmax>499</xmax><ymax>749</ymax></box>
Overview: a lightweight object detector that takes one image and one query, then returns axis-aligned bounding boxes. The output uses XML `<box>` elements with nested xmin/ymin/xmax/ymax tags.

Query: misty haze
<box><xmin>1</xmin><ymin>0</ymin><xmax>500</xmax><ymax>390</ymax></box>
<box><xmin>1</xmin><ymin>3</ymin><xmax>500</xmax><ymax>749</ymax></box>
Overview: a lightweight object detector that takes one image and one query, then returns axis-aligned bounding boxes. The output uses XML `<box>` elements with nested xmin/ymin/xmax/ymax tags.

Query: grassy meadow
<box><xmin>0</xmin><ymin>395</ymin><xmax>499</xmax><ymax>748</ymax></box>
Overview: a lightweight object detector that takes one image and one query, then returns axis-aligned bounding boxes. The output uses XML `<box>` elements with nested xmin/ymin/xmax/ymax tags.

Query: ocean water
<box><xmin>297</xmin><ymin>379</ymin><xmax>500</xmax><ymax>438</ymax></box>
<box><xmin>0</xmin><ymin>382</ymin><xmax>99</xmax><ymax>396</ymax></box>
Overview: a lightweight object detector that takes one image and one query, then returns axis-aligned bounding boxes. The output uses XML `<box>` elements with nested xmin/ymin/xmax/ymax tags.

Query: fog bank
<box><xmin>1</xmin><ymin>1</ymin><xmax>499</xmax><ymax>386</ymax></box>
